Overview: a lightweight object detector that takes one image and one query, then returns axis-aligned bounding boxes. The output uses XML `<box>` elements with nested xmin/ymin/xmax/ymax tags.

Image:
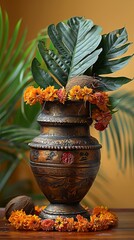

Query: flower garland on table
<box><xmin>24</xmin><ymin>85</ymin><xmax>112</xmax><ymax>131</ymax></box>
<box><xmin>8</xmin><ymin>206</ymin><xmax>118</xmax><ymax>232</ymax></box>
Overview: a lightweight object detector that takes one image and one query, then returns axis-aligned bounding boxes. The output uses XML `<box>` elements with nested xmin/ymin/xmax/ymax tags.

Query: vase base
<box><xmin>39</xmin><ymin>203</ymin><xmax>90</xmax><ymax>220</ymax></box>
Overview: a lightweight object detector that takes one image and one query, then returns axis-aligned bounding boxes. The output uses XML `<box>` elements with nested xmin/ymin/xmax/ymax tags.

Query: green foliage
<box><xmin>31</xmin><ymin>17</ymin><xmax>102</xmax><ymax>88</ymax></box>
<box><xmin>96</xmin><ymin>77</ymin><xmax>133</xmax><ymax>91</ymax></box>
<box><xmin>0</xmin><ymin>8</ymin><xmax>40</xmax><ymax>206</ymax></box>
<box><xmin>93</xmin><ymin>27</ymin><xmax>133</xmax><ymax>74</ymax></box>
<box><xmin>31</xmin><ymin>17</ymin><xmax>133</xmax><ymax>92</ymax></box>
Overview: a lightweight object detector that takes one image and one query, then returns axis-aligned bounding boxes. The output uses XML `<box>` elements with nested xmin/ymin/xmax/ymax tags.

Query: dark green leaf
<box><xmin>36</xmin><ymin>17</ymin><xmax>102</xmax><ymax>87</ymax></box>
<box><xmin>93</xmin><ymin>27</ymin><xmax>133</xmax><ymax>74</ymax></box>
<box><xmin>98</xmin><ymin>76</ymin><xmax>133</xmax><ymax>91</ymax></box>
<box><xmin>38</xmin><ymin>41</ymin><xmax>69</xmax><ymax>86</ymax></box>
<box><xmin>31</xmin><ymin>58</ymin><xmax>61</xmax><ymax>89</ymax></box>
<box><xmin>48</xmin><ymin>24</ymin><xmax>69</xmax><ymax>57</ymax></box>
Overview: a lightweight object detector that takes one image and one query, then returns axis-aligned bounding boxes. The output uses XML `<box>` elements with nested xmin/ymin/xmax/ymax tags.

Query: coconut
<box><xmin>5</xmin><ymin>195</ymin><xmax>35</xmax><ymax>220</ymax></box>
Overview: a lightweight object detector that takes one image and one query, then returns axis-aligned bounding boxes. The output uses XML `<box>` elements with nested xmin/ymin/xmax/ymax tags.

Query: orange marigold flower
<box><xmin>91</xmin><ymin>92</ymin><xmax>109</xmax><ymax>111</ymax></box>
<box><xmin>41</xmin><ymin>219</ymin><xmax>55</xmax><ymax>231</ymax></box>
<box><xmin>23</xmin><ymin>86</ymin><xmax>44</xmax><ymax>105</ymax></box>
<box><xmin>92</xmin><ymin>108</ymin><xmax>112</xmax><ymax>131</ymax></box>
<box><xmin>89</xmin><ymin>207</ymin><xmax>118</xmax><ymax>231</ymax></box>
<box><xmin>74</xmin><ymin>214</ymin><xmax>90</xmax><ymax>232</ymax></box>
<box><xmin>23</xmin><ymin>214</ymin><xmax>41</xmax><ymax>231</ymax></box>
<box><xmin>92</xmin><ymin>206</ymin><xmax>108</xmax><ymax>216</ymax></box>
<box><xmin>68</xmin><ymin>85</ymin><xmax>83</xmax><ymax>101</ymax></box>
<box><xmin>8</xmin><ymin>210</ymin><xmax>26</xmax><ymax>230</ymax></box>
<box><xmin>34</xmin><ymin>205</ymin><xmax>46</xmax><ymax>215</ymax></box>
<box><xmin>65</xmin><ymin>217</ymin><xmax>75</xmax><ymax>232</ymax></box>
<box><xmin>42</xmin><ymin>86</ymin><xmax>58</xmax><ymax>101</ymax></box>
<box><xmin>81</xmin><ymin>86</ymin><xmax>93</xmax><ymax>101</ymax></box>
<box><xmin>57</xmin><ymin>88</ymin><xmax>67</xmax><ymax>103</ymax></box>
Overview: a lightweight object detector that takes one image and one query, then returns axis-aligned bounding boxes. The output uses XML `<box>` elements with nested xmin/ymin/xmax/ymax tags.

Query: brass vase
<box><xmin>29</xmin><ymin>101</ymin><xmax>101</xmax><ymax>219</ymax></box>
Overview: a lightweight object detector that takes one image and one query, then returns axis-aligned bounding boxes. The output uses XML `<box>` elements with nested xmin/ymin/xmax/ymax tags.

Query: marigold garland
<box><xmin>23</xmin><ymin>85</ymin><xmax>112</xmax><ymax>131</ymax></box>
<box><xmin>8</xmin><ymin>205</ymin><xmax>118</xmax><ymax>232</ymax></box>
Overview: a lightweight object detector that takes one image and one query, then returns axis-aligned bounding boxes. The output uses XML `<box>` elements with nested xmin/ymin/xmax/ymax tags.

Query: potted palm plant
<box><xmin>23</xmin><ymin>16</ymin><xmax>133</xmax><ymax>219</ymax></box>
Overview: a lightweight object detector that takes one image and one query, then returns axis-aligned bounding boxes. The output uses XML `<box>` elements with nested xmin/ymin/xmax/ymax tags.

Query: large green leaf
<box><xmin>96</xmin><ymin>76</ymin><xmax>133</xmax><ymax>91</ymax></box>
<box><xmin>92</xmin><ymin>27</ymin><xmax>133</xmax><ymax>74</ymax></box>
<box><xmin>48</xmin><ymin>24</ymin><xmax>70</xmax><ymax>58</ymax></box>
<box><xmin>32</xmin><ymin>17</ymin><xmax>102</xmax><ymax>87</ymax></box>
<box><xmin>38</xmin><ymin>41</ymin><xmax>69</xmax><ymax>86</ymax></box>
<box><xmin>31</xmin><ymin>58</ymin><xmax>61</xmax><ymax>88</ymax></box>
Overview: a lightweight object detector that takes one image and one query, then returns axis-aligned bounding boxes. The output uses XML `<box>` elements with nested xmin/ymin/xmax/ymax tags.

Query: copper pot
<box><xmin>29</xmin><ymin>101</ymin><xmax>101</xmax><ymax>219</ymax></box>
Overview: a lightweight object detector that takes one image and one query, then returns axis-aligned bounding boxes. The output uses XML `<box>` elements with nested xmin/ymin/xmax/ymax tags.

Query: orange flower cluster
<box><xmin>8</xmin><ymin>210</ymin><xmax>41</xmax><ymax>230</ymax></box>
<box><xmin>24</xmin><ymin>85</ymin><xmax>108</xmax><ymax>106</ymax></box>
<box><xmin>23</xmin><ymin>86</ymin><xmax>58</xmax><ymax>105</ymax></box>
<box><xmin>89</xmin><ymin>206</ymin><xmax>118</xmax><ymax>231</ymax></box>
<box><xmin>23</xmin><ymin>85</ymin><xmax>112</xmax><ymax>131</ymax></box>
<box><xmin>92</xmin><ymin>108</ymin><xmax>112</xmax><ymax>131</ymax></box>
<box><xmin>8</xmin><ymin>206</ymin><xmax>118</xmax><ymax>232</ymax></box>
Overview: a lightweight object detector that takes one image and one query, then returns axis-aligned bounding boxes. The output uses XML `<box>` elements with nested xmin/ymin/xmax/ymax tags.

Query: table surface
<box><xmin>0</xmin><ymin>208</ymin><xmax>134</xmax><ymax>239</ymax></box>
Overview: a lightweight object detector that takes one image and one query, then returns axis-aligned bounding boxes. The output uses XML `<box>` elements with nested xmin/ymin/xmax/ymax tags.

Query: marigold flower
<box><xmin>23</xmin><ymin>214</ymin><xmax>41</xmax><ymax>231</ymax></box>
<box><xmin>89</xmin><ymin>207</ymin><xmax>118</xmax><ymax>231</ymax></box>
<box><xmin>81</xmin><ymin>86</ymin><xmax>93</xmax><ymax>101</ymax></box>
<box><xmin>92</xmin><ymin>108</ymin><xmax>112</xmax><ymax>131</ymax></box>
<box><xmin>34</xmin><ymin>205</ymin><xmax>46</xmax><ymax>215</ymax></box>
<box><xmin>74</xmin><ymin>214</ymin><xmax>90</xmax><ymax>232</ymax></box>
<box><xmin>57</xmin><ymin>88</ymin><xmax>67</xmax><ymax>103</ymax></box>
<box><xmin>90</xmin><ymin>92</ymin><xmax>109</xmax><ymax>111</ymax></box>
<box><xmin>8</xmin><ymin>205</ymin><xmax>118</xmax><ymax>232</ymax></box>
<box><xmin>68</xmin><ymin>85</ymin><xmax>83</xmax><ymax>100</ymax></box>
<box><xmin>42</xmin><ymin>86</ymin><xmax>58</xmax><ymax>101</ymax></box>
<box><xmin>92</xmin><ymin>206</ymin><xmax>108</xmax><ymax>216</ymax></box>
<box><xmin>65</xmin><ymin>217</ymin><xmax>75</xmax><ymax>231</ymax></box>
<box><xmin>8</xmin><ymin>210</ymin><xmax>26</xmax><ymax>230</ymax></box>
<box><xmin>55</xmin><ymin>216</ymin><xmax>68</xmax><ymax>231</ymax></box>
<box><xmin>24</xmin><ymin>86</ymin><xmax>44</xmax><ymax>105</ymax></box>
<box><xmin>41</xmin><ymin>219</ymin><xmax>55</xmax><ymax>231</ymax></box>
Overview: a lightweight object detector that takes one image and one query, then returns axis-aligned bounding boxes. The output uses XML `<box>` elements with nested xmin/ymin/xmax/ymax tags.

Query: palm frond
<box><xmin>0</xmin><ymin>8</ymin><xmax>42</xmax><ymax>205</ymax></box>
<box><xmin>1</xmin><ymin>126</ymin><xmax>39</xmax><ymax>143</ymax></box>
<box><xmin>0</xmin><ymin>9</ymin><xmax>35</xmax><ymax>125</ymax></box>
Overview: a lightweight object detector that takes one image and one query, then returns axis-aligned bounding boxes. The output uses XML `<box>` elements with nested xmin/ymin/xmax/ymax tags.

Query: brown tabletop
<box><xmin>0</xmin><ymin>208</ymin><xmax>134</xmax><ymax>239</ymax></box>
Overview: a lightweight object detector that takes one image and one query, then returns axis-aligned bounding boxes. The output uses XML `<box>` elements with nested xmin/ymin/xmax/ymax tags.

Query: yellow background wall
<box><xmin>1</xmin><ymin>0</ymin><xmax>134</xmax><ymax>208</ymax></box>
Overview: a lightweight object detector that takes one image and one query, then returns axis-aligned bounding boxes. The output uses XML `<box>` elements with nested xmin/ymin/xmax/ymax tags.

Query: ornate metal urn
<box><xmin>29</xmin><ymin>101</ymin><xmax>101</xmax><ymax>219</ymax></box>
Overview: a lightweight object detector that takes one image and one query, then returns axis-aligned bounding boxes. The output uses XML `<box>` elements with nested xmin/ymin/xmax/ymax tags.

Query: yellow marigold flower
<box><xmin>68</xmin><ymin>85</ymin><xmax>82</xmax><ymax>100</ymax></box>
<box><xmin>55</xmin><ymin>216</ymin><xmax>68</xmax><ymax>231</ymax></box>
<box><xmin>81</xmin><ymin>86</ymin><xmax>93</xmax><ymax>101</ymax></box>
<box><xmin>42</xmin><ymin>86</ymin><xmax>58</xmax><ymax>101</ymax></box>
<box><xmin>23</xmin><ymin>86</ymin><xmax>43</xmax><ymax>105</ymax></box>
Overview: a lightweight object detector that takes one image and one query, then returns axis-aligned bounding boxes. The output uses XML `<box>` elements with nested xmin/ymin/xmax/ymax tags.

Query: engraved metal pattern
<box><xmin>29</xmin><ymin>101</ymin><xmax>101</xmax><ymax>219</ymax></box>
